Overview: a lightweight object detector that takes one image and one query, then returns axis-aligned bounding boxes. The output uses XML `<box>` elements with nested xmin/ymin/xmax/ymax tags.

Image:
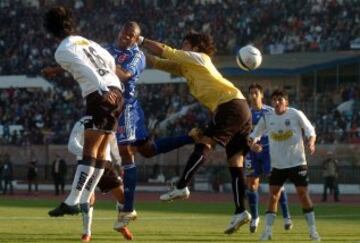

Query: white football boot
<box><xmin>224</xmin><ymin>210</ymin><xmax>251</xmax><ymax>234</ymax></box>
<box><xmin>113</xmin><ymin>210</ymin><xmax>137</xmax><ymax>230</ymax></box>
<box><xmin>250</xmin><ymin>217</ymin><xmax>260</xmax><ymax>233</ymax></box>
<box><xmin>160</xmin><ymin>187</ymin><xmax>190</xmax><ymax>202</ymax></box>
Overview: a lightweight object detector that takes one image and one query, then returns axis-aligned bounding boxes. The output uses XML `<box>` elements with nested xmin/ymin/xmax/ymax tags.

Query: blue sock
<box><xmin>247</xmin><ymin>190</ymin><xmax>259</xmax><ymax>219</ymax></box>
<box><xmin>154</xmin><ymin>135</ymin><xmax>194</xmax><ymax>154</ymax></box>
<box><xmin>279</xmin><ymin>189</ymin><xmax>290</xmax><ymax>218</ymax></box>
<box><xmin>123</xmin><ymin>164</ymin><xmax>137</xmax><ymax>212</ymax></box>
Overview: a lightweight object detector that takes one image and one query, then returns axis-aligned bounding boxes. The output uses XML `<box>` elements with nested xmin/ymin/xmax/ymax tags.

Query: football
<box><xmin>236</xmin><ymin>45</ymin><xmax>262</xmax><ymax>71</ymax></box>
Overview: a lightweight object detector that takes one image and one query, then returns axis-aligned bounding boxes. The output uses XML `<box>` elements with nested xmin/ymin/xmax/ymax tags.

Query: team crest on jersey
<box><xmin>285</xmin><ymin>119</ymin><xmax>291</xmax><ymax>126</ymax></box>
<box><xmin>117</xmin><ymin>53</ymin><xmax>129</xmax><ymax>64</ymax></box>
<box><xmin>117</xmin><ymin>126</ymin><xmax>125</xmax><ymax>134</ymax></box>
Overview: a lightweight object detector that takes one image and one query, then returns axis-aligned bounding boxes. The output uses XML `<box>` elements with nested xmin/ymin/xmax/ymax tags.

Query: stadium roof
<box><xmin>215</xmin><ymin>51</ymin><xmax>360</xmax><ymax>77</ymax></box>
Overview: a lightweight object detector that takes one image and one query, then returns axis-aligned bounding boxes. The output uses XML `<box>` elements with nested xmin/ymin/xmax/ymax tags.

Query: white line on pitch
<box><xmin>0</xmin><ymin>214</ymin><xmax>358</xmax><ymax>221</ymax></box>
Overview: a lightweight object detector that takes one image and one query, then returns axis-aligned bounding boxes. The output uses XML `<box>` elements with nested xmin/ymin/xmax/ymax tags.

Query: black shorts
<box><xmin>97</xmin><ymin>165</ymin><xmax>122</xmax><ymax>193</ymax></box>
<box><xmin>203</xmin><ymin>99</ymin><xmax>252</xmax><ymax>159</ymax></box>
<box><xmin>85</xmin><ymin>87</ymin><xmax>124</xmax><ymax>132</ymax></box>
<box><xmin>269</xmin><ymin>165</ymin><xmax>309</xmax><ymax>187</ymax></box>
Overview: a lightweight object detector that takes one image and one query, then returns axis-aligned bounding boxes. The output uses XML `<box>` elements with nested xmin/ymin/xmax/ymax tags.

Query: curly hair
<box><xmin>44</xmin><ymin>6</ymin><xmax>75</xmax><ymax>38</ymax></box>
<box><xmin>183</xmin><ymin>32</ymin><xmax>217</xmax><ymax>56</ymax></box>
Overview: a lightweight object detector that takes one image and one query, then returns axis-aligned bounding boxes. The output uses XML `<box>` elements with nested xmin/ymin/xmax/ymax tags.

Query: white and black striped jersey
<box><xmin>55</xmin><ymin>35</ymin><xmax>123</xmax><ymax>97</ymax></box>
<box><xmin>250</xmin><ymin>107</ymin><xmax>316</xmax><ymax>169</ymax></box>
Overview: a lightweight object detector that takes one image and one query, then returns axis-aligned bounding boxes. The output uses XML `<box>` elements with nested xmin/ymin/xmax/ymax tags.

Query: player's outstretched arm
<box><xmin>144</xmin><ymin>53</ymin><xmax>156</xmax><ymax>68</ymax></box>
<box><xmin>139</xmin><ymin>37</ymin><xmax>165</xmax><ymax>57</ymax></box>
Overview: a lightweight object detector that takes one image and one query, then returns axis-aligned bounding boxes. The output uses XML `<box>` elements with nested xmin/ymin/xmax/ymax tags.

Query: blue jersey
<box><xmin>106</xmin><ymin>44</ymin><xmax>148</xmax><ymax>144</ymax></box>
<box><xmin>251</xmin><ymin>104</ymin><xmax>273</xmax><ymax>148</ymax></box>
<box><xmin>106</xmin><ymin>44</ymin><xmax>145</xmax><ymax>103</ymax></box>
<box><xmin>245</xmin><ymin>104</ymin><xmax>273</xmax><ymax>177</ymax></box>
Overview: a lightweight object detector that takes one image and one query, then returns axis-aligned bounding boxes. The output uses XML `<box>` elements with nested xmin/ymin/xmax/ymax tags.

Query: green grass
<box><xmin>0</xmin><ymin>198</ymin><xmax>359</xmax><ymax>242</ymax></box>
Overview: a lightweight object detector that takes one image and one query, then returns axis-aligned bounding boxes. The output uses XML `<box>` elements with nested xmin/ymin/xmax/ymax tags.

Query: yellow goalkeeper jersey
<box><xmin>153</xmin><ymin>45</ymin><xmax>245</xmax><ymax>112</ymax></box>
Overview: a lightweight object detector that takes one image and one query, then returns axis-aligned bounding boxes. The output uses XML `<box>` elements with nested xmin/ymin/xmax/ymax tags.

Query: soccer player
<box><xmin>139</xmin><ymin>32</ymin><xmax>252</xmax><ymax>234</ymax></box>
<box><xmin>44</xmin><ymin>6</ymin><xmax>124</xmax><ymax>217</ymax></box>
<box><xmin>67</xmin><ymin>117</ymin><xmax>133</xmax><ymax>242</ymax></box>
<box><xmin>248</xmin><ymin>89</ymin><xmax>321</xmax><ymax>241</ymax></box>
<box><xmin>245</xmin><ymin>83</ymin><xmax>292</xmax><ymax>233</ymax></box>
<box><xmin>106</xmin><ymin>22</ymin><xmax>195</xmax><ymax>230</ymax></box>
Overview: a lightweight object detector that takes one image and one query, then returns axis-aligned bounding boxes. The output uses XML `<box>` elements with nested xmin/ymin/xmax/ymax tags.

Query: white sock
<box><xmin>116</xmin><ymin>202</ymin><xmax>124</xmax><ymax>212</ymax></box>
<box><xmin>265</xmin><ymin>213</ymin><xmax>276</xmax><ymax>232</ymax></box>
<box><xmin>79</xmin><ymin>168</ymin><xmax>105</xmax><ymax>204</ymax></box>
<box><xmin>81</xmin><ymin>205</ymin><xmax>94</xmax><ymax>236</ymax></box>
<box><xmin>65</xmin><ymin>165</ymin><xmax>95</xmax><ymax>205</ymax></box>
<box><xmin>304</xmin><ymin>211</ymin><xmax>317</xmax><ymax>232</ymax></box>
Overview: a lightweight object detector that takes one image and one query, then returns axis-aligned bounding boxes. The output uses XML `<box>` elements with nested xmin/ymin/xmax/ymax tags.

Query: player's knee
<box><xmin>140</xmin><ymin>150</ymin><xmax>156</xmax><ymax>158</ymax></box>
<box><xmin>269</xmin><ymin>193</ymin><xmax>280</xmax><ymax>203</ymax></box>
<box><xmin>138</xmin><ymin>142</ymin><xmax>157</xmax><ymax>158</ymax></box>
<box><xmin>247</xmin><ymin>184</ymin><xmax>258</xmax><ymax>192</ymax></box>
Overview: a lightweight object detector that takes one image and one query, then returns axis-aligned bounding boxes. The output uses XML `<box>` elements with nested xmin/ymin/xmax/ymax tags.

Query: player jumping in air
<box><xmin>139</xmin><ymin>32</ymin><xmax>252</xmax><ymax>234</ymax></box>
<box><xmin>44</xmin><ymin>6</ymin><xmax>124</xmax><ymax>218</ymax></box>
<box><xmin>106</xmin><ymin>22</ymin><xmax>195</xmax><ymax>230</ymax></box>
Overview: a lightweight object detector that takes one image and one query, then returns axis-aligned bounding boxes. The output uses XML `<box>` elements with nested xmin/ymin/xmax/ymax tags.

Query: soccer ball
<box><xmin>236</xmin><ymin>45</ymin><xmax>262</xmax><ymax>71</ymax></box>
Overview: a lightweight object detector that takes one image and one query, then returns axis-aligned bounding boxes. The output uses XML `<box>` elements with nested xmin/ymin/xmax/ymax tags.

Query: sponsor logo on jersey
<box><xmin>117</xmin><ymin>126</ymin><xmax>125</xmax><ymax>134</ymax></box>
<box><xmin>74</xmin><ymin>39</ymin><xmax>90</xmax><ymax>46</ymax></box>
<box><xmin>117</xmin><ymin>53</ymin><xmax>129</xmax><ymax>64</ymax></box>
<box><xmin>270</xmin><ymin>130</ymin><xmax>293</xmax><ymax>141</ymax></box>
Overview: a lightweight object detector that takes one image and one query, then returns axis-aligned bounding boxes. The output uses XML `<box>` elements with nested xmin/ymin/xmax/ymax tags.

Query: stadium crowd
<box><xmin>1</xmin><ymin>82</ymin><xmax>359</xmax><ymax>145</ymax></box>
<box><xmin>0</xmin><ymin>83</ymin><xmax>206</xmax><ymax>144</ymax></box>
<box><xmin>0</xmin><ymin>0</ymin><xmax>360</xmax><ymax>145</ymax></box>
<box><xmin>1</xmin><ymin>0</ymin><xmax>360</xmax><ymax>75</ymax></box>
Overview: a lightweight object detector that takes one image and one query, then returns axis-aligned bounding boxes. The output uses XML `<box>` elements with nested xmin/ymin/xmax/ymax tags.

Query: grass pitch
<box><xmin>0</xmin><ymin>197</ymin><xmax>359</xmax><ymax>242</ymax></box>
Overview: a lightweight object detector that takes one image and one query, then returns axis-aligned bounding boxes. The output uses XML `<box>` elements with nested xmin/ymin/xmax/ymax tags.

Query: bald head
<box><xmin>117</xmin><ymin>21</ymin><xmax>141</xmax><ymax>49</ymax></box>
<box><xmin>124</xmin><ymin>21</ymin><xmax>141</xmax><ymax>36</ymax></box>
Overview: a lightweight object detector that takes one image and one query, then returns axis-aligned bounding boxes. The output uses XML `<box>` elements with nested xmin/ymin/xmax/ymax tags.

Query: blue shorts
<box><xmin>245</xmin><ymin>147</ymin><xmax>271</xmax><ymax>177</ymax></box>
<box><xmin>116</xmin><ymin>100</ymin><xmax>149</xmax><ymax>145</ymax></box>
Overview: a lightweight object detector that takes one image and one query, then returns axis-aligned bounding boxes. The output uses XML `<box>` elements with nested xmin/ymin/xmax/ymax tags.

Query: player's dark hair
<box><xmin>271</xmin><ymin>89</ymin><xmax>289</xmax><ymax>100</ymax></box>
<box><xmin>44</xmin><ymin>6</ymin><xmax>75</xmax><ymax>38</ymax></box>
<box><xmin>248</xmin><ymin>83</ymin><xmax>263</xmax><ymax>93</ymax></box>
<box><xmin>183</xmin><ymin>32</ymin><xmax>217</xmax><ymax>56</ymax></box>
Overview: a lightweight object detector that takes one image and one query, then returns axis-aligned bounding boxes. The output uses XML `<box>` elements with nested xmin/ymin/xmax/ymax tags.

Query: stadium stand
<box><xmin>0</xmin><ymin>0</ymin><xmax>359</xmax><ymax>145</ymax></box>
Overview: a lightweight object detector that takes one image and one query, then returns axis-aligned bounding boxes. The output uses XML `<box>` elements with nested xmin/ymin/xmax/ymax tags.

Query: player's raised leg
<box><xmin>160</xmin><ymin>141</ymin><xmax>212</xmax><ymax>201</ymax></box>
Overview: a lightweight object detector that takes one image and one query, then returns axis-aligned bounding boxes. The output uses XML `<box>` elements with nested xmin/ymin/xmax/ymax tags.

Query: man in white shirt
<box><xmin>248</xmin><ymin>89</ymin><xmax>320</xmax><ymax>241</ymax></box>
<box><xmin>44</xmin><ymin>6</ymin><xmax>124</xmax><ymax>218</ymax></box>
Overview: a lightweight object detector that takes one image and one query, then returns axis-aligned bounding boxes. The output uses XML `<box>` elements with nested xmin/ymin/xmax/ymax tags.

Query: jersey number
<box><xmin>83</xmin><ymin>46</ymin><xmax>109</xmax><ymax>76</ymax></box>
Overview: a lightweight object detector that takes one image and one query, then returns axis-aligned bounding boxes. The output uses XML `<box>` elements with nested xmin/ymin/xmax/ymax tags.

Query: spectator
<box><xmin>321</xmin><ymin>152</ymin><xmax>340</xmax><ymax>202</ymax></box>
<box><xmin>27</xmin><ymin>159</ymin><xmax>39</xmax><ymax>194</ymax></box>
<box><xmin>51</xmin><ymin>154</ymin><xmax>67</xmax><ymax>195</ymax></box>
<box><xmin>0</xmin><ymin>155</ymin><xmax>3</xmax><ymax>192</ymax></box>
<box><xmin>1</xmin><ymin>1</ymin><xmax>360</xmax><ymax>76</ymax></box>
<box><xmin>2</xmin><ymin>153</ymin><xmax>14</xmax><ymax>195</ymax></box>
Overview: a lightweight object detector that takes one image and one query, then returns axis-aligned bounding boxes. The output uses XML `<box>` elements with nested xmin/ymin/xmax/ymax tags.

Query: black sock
<box><xmin>176</xmin><ymin>144</ymin><xmax>210</xmax><ymax>189</ymax></box>
<box><xmin>229</xmin><ymin>167</ymin><xmax>246</xmax><ymax>214</ymax></box>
